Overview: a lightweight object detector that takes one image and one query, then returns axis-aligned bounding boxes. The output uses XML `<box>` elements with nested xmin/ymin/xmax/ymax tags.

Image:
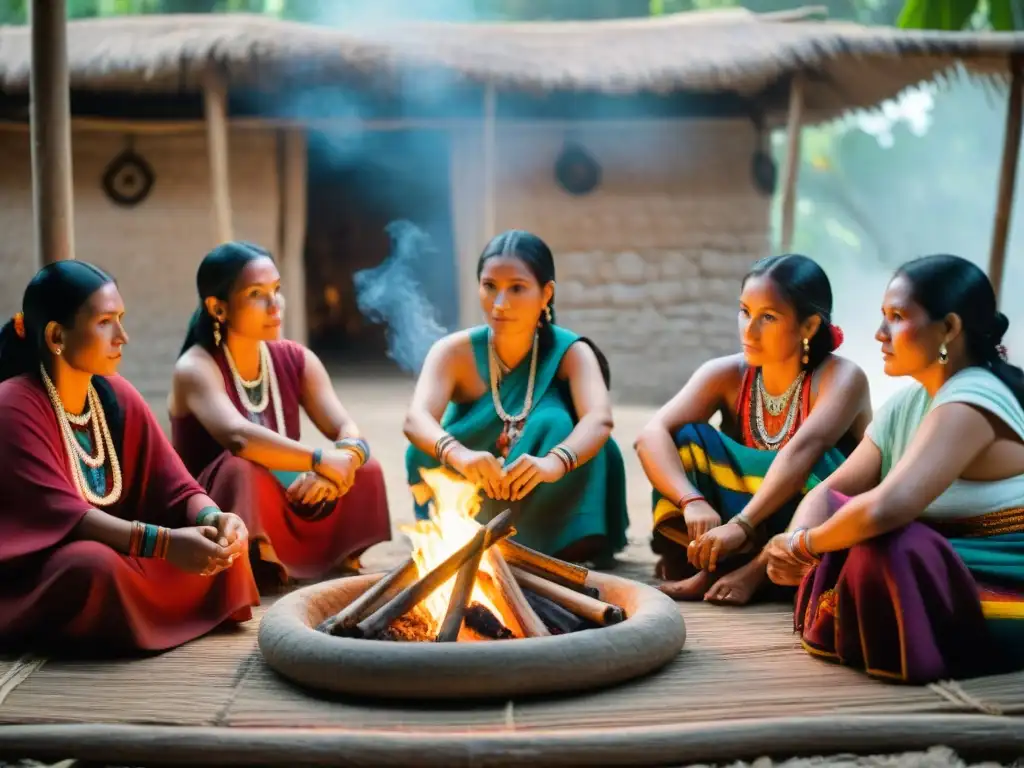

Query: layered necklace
<box><xmin>40</xmin><ymin>365</ymin><xmax>122</xmax><ymax>507</ymax></box>
<box><xmin>488</xmin><ymin>332</ymin><xmax>539</xmax><ymax>457</ymax></box>
<box><xmin>750</xmin><ymin>368</ymin><xmax>805</xmax><ymax>451</ymax></box>
<box><xmin>223</xmin><ymin>341</ymin><xmax>285</xmax><ymax>436</ymax></box>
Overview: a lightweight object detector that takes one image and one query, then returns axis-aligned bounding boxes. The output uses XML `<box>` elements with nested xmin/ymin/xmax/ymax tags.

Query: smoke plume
<box><xmin>353</xmin><ymin>220</ymin><xmax>450</xmax><ymax>375</ymax></box>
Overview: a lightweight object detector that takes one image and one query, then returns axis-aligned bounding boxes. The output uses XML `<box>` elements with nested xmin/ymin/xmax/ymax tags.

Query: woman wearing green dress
<box><xmin>403</xmin><ymin>230</ymin><xmax>628</xmax><ymax>565</ymax></box>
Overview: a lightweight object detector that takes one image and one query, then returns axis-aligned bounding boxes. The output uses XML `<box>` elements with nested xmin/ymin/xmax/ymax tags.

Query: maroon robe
<box><xmin>0</xmin><ymin>374</ymin><xmax>259</xmax><ymax>654</ymax></box>
<box><xmin>171</xmin><ymin>340</ymin><xmax>391</xmax><ymax>585</ymax></box>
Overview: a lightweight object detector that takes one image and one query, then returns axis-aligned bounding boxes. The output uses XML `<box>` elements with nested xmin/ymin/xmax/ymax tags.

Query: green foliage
<box><xmin>897</xmin><ymin>0</ymin><xmax>1021</xmax><ymax>30</ymax></box>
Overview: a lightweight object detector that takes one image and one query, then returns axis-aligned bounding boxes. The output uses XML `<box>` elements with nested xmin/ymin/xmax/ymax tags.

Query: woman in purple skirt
<box><xmin>765</xmin><ymin>254</ymin><xmax>1024</xmax><ymax>683</ymax></box>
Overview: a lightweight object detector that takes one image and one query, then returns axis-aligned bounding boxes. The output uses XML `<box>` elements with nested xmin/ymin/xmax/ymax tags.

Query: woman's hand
<box><xmin>688</xmin><ymin>521</ymin><xmax>749</xmax><ymax>572</ymax></box>
<box><xmin>316</xmin><ymin>449</ymin><xmax>360</xmax><ymax>496</ymax></box>
<box><xmin>448</xmin><ymin>446</ymin><xmax>506</xmax><ymax>499</ymax></box>
<box><xmin>287</xmin><ymin>472</ymin><xmax>341</xmax><ymax>506</ymax></box>
<box><xmin>207</xmin><ymin>511</ymin><xmax>248</xmax><ymax>549</ymax></box>
<box><xmin>166</xmin><ymin>526</ymin><xmax>241</xmax><ymax>576</ymax></box>
<box><xmin>502</xmin><ymin>454</ymin><xmax>566</xmax><ymax>501</ymax></box>
<box><xmin>764</xmin><ymin>532</ymin><xmax>815</xmax><ymax>586</ymax></box>
<box><xmin>682</xmin><ymin>500</ymin><xmax>721</xmax><ymax>542</ymax></box>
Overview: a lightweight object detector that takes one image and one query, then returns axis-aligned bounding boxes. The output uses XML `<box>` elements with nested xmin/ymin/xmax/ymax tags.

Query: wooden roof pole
<box><xmin>482</xmin><ymin>83</ymin><xmax>497</xmax><ymax>239</ymax></box>
<box><xmin>779</xmin><ymin>72</ymin><xmax>805</xmax><ymax>253</ymax></box>
<box><xmin>29</xmin><ymin>0</ymin><xmax>75</xmax><ymax>265</ymax></box>
<box><xmin>988</xmin><ymin>54</ymin><xmax>1024</xmax><ymax>308</ymax></box>
<box><xmin>203</xmin><ymin>67</ymin><xmax>234</xmax><ymax>244</ymax></box>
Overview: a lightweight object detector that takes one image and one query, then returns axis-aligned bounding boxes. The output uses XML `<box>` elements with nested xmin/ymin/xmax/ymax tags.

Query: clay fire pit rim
<box><xmin>257</xmin><ymin>569</ymin><xmax>687</xmax><ymax>699</ymax></box>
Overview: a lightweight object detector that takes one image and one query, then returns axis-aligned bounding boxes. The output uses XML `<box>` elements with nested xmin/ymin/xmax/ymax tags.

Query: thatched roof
<box><xmin>1</xmin><ymin>8</ymin><xmax>1023</xmax><ymax>121</ymax></box>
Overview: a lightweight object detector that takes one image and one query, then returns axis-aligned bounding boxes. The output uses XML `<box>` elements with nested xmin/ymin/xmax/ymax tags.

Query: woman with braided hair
<box><xmin>636</xmin><ymin>254</ymin><xmax>872</xmax><ymax>605</ymax></box>
<box><xmin>0</xmin><ymin>261</ymin><xmax>258</xmax><ymax>654</ymax></box>
<box><xmin>766</xmin><ymin>254</ymin><xmax>1024</xmax><ymax>683</ymax></box>
<box><xmin>403</xmin><ymin>230</ymin><xmax>628</xmax><ymax>566</ymax></box>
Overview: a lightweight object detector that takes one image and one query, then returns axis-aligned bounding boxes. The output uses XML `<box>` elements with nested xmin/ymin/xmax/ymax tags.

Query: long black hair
<box><xmin>0</xmin><ymin>261</ymin><xmax>115</xmax><ymax>384</ymax></box>
<box><xmin>477</xmin><ymin>229</ymin><xmax>611</xmax><ymax>388</ymax></box>
<box><xmin>743</xmin><ymin>253</ymin><xmax>837</xmax><ymax>370</ymax></box>
<box><xmin>896</xmin><ymin>254</ymin><xmax>1024</xmax><ymax>409</ymax></box>
<box><xmin>178</xmin><ymin>241</ymin><xmax>273</xmax><ymax>357</ymax></box>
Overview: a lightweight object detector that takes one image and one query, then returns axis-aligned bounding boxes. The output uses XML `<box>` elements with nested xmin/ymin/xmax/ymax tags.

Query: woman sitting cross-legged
<box><xmin>766</xmin><ymin>254</ymin><xmax>1024</xmax><ymax>683</ymax></box>
<box><xmin>635</xmin><ymin>254</ymin><xmax>872</xmax><ymax>604</ymax></box>
<box><xmin>404</xmin><ymin>230</ymin><xmax>629</xmax><ymax>566</ymax></box>
<box><xmin>0</xmin><ymin>261</ymin><xmax>258</xmax><ymax>654</ymax></box>
<box><xmin>170</xmin><ymin>242</ymin><xmax>391</xmax><ymax>590</ymax></box>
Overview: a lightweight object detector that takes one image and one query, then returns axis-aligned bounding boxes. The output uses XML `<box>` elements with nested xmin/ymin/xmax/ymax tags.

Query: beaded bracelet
<box><xmin>730</xmin><ymin>512</ymin><xmax>757</xmax><ymax>542</ymax></box>
<box><xmin>196</xmin><ymin>506</ymin><xmax>222</xmax><ymax>528</ymax></box>
<box><xmin>129</xmin><ymin>521</ymin><xmax>170</xmax><ymax>559</ymax></box>
<box><xmin>335</xmin><ymin>437</ymin><xmax>370</xmax><ymax>467</ymax></box>
<box><xmin>675</xmin><ymin>492</ymin><xmax>706</xmax><ymax>511</ymax></box>
<box><xmin>548</xmin><ymin>443</ymin><xmax>579</xmax><ymax>474</ymax></box>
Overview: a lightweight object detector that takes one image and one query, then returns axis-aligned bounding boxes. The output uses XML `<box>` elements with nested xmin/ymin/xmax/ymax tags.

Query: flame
<box><xmin>401</xmin><ymin>468</ymin><xmax>502</xmax><ymax>635</ymax></box>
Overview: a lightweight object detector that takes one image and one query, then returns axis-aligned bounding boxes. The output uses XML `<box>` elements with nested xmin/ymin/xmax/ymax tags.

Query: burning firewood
<box><xmin>436</xmin><ymin>530</ymin><xmax>489</xmax><ymax>642</ymax></box>
<box><xmin>317</xmin><ymin>557</ymin><xmax>418</xmax><ymax>635</ymax></box>
<box><xmin>480</xmin><ymin>549</ymin><xmax>550</xmax><ymax>638</ymax></box>
<box><xmin>511</xmin><ymin>566</ymin><xmax>626</xmax><ymax>626</ymax></box>
<box><xmin>496</xmin><ymin>539</ymin><xmax>600</xmax><ymax>598</ymax></box>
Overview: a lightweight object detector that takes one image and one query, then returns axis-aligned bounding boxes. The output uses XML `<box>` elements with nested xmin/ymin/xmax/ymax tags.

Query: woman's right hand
<box><xmin>166</xmin><ymin>526</ymin><xmax>240</xmax><ymax>576</ymax></box>
<box><xmin>315</xmin><ymin>449</ymin><xmax>360</xmax><ymax>496</ymax></box>
<box><xmin>682</xmin><ymin>500</ymin><xmax>721</xmax><ymax>542</ymax></box>
<box><xmin>448</xmin><ymin>446</ymin><xmax>506</xmax><ymax>499</ymax></box>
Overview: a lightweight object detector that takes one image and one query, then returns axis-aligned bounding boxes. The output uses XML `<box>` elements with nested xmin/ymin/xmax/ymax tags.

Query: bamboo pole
<box><xmin>202</xmin><ymin>68</ymin><xmax>233</xmax><ymax>244</ymax></box>
<box><xmin>482</xmin><ymin>83</ymin><xmax>497</xmax><ymax>238</ymax></box>
<box><xmin>277</xmin><ymin>128</ymin><xmax>308</xmax><ymax>343</ymax></box>
<box><xmin>29</xmin><ymin>0</ymin><xmax>75</xmax><ymax>265</ymax></box>
<box><xmin>779</xmin><ymin>72</ymin><xmax>805</xmax><ymax>253</ymax></box>
<box><xmin>988</xmin><ymin>54</ymin><xmax>1024</xmax><ymax>307</ymax></box>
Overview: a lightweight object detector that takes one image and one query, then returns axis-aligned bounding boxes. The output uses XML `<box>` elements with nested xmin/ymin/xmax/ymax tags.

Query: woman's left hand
<box><xmin>502</xmin><ymin>454</ymin><xmax>566</xmax><ymax>500</ymax></box>
<box><xmin>212</xmin><ymin>511</ymin><xmax>248</xmax><ymax>549</ymax></box>
<box><xmin>764</xmin><ymin>532</ymin><xmax>815</xmax><ymax>586</ymax></box>
<box><xmin>688</xmin><ymin>521</ymin><xmax>750</xmax><ymax>572</ymax></box>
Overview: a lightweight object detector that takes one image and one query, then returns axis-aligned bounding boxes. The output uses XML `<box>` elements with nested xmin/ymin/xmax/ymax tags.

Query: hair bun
<box><xmin>993</xmin><ymin>312</ymin><xmax>1010</xmax><ymax>343</ymax></box>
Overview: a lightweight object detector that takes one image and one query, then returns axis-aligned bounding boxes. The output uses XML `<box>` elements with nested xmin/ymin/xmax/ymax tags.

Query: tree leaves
<box><xmin>896</xmin><ymin>0</ymin><xmax>978</xmax><ymax>30</ymax></box>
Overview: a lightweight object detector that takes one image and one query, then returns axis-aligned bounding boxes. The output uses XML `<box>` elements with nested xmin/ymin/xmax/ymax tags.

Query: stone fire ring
<box><xmin>257</xmin><ymin>569</ymin><xmax>686</xmax><ymax>700</ymax></box>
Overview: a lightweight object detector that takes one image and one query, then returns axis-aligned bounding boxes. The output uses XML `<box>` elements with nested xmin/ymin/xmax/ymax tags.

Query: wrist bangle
<box><xmin>434</xmin><ymin>434</ymin><xmax>456</xmax><ymax>463</ymax></box>
<box><xmin>548</xmin><ymin>443</ymin><xmax>578</xmax><ymax>474</ymax></box>
<box><xmin>676</xmin><ymin>493</ymin><xmax>705</xmax><ymax>511</ymax></box>
<box><xmin>311</xmin><ymin>448</ymin><xmax>323</xmax><ymax>473</ymax></box>
<box><xmin>196</xmin><ymin>506</ymin><xmax>221</xmax><ymax>527</ymax></box>
<box><xmin>731</xmin><ymin>512</ymin><xmax>756</xmax><ymax>542</ymax></box>
<box><xmin>129</xmin><ymin>520</ymin><xmax>143</xmax><ymax>557</ymax></box>
<box><xmin>335</xmin><ymin>437</ymin><xmax>370</xmax><ymax>467</ymax></box>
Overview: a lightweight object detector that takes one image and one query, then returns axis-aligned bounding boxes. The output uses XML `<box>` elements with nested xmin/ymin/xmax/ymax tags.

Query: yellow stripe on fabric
<box><xmin>981</xmin><ymin>599</ymin><xmax>1024</xmax><ymax>620</ymax></box>
<box><xmin>677</xmin><ymin>443</ymin><xmax>762</xmax><ymax>495</ymax></box>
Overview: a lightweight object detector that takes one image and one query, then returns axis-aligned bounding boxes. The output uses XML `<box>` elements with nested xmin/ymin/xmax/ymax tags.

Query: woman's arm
<box><xmin>740</xmin><ymin>358</ymin><xmax>871</xmax><ymax>528</ymax></box>
<box><xmin>551</xmin><ymin>341</ymin><xmax>614</xmax><ymax>464</ymax></box>
<box><xmin>633</xmin><ymin>357</ymin><xmax>737</xmax><ymax>507</ymax></box>
<box><xmin>71</xmin><ymin>508</ymin><xmax>133</xmax><ymax>552</ymax></box>
<box><xmin>788</xmin><ymin>436</ymin><xmax>883</xmax><ymax>531</ymax></box>
<box><xmin>299</xmin><ymin>347</ymin><xmax>361</xmax><ymax>441</ymax></box>
<box><xmin>174</xmin><ymin>352</ymin><xmax>319</xmax><ymax>472</ymax></box>
<box><xmin>807</xmin><ymin>403</ymin><xmax>997</xmax><ymax>553</ymax></box>
<box><xmin>402</xmin><ymin>335</ymin><xmax>465</xmax><ymax>456</ymax></box>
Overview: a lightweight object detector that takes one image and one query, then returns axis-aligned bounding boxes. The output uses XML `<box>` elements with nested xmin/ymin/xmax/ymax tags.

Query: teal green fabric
<box><xmin>405</xmin><ymin>325</ymin><xmax>629</xmax><ymax>558</ymax></box>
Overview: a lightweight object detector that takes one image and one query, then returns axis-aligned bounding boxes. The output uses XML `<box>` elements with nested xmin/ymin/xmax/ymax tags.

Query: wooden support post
<box><xmin>482</xmin><ymin>84</ymin><xmax>497</xmax><ymax>239</ymax></box>
<box><xmin>780</xmin><ymin>72</ymin><xmax>805</xmax><ymax>253</ymax></box>
<box><xmin>988</xmin><ymin>55</ymin><xmax>1024</xmax><ymax>308</ymax></box>
<box><xmin>29</xmin><ymin>0</ymin><xmax>75</xmax><ymax>265</ymax></box>
<box><xmin>277</xmin><ymin>129</ymin><xmax>308</xmax><ymax>344</ymax></box>
<box><xmin>203</xmin><ymin>68</ymin><xmax>233</xmax><ymax>245</ymax></box>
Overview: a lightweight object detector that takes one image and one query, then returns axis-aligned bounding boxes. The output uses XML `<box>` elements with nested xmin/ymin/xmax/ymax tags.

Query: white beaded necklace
<box><xmin>40</xmin><ymin>365</ymin><xmax>122</xmax><ymax>507</ymax></box>
<box><xmin>488</xmin><ymin>332</ymin><xmax>538</xmax><ymax>452</ymax></box>
<box><xmin>223</xmin><ymin>341</ymin><xmax>286</xmax><ymax>436</ymax></box>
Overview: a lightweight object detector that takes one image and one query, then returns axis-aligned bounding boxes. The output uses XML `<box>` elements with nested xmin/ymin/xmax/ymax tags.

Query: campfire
<box><xmin>317</xmin><ymin>468</ymin><xmax>626</xmax><ymax>643</ymax></box>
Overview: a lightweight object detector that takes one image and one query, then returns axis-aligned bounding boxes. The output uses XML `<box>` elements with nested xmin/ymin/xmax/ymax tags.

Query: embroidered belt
<box><xmin>927</xmin><ymin>507</ymin><xmax>1024</xmax><ymax>538</ymax></box>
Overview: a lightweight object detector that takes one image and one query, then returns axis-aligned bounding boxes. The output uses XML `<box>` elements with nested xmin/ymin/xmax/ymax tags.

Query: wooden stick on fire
<box><xmin>436</xmin><ymin>533</ymin><xmax>488</xmax><ymax>643</ymax></box>
<box><xmin>481</xmin><ymin>549</ymin><xmax>551</xmax><ymax>638</ymax></box>
<box><xmin>317</xmin><ymin>558</ymin><xmax>419</xmax><ymax>636</ymax></box>
<box><xmin>353</xmin><ymin>507</ymin><xmax>517</xmax><ymax>640</ymax></box>
<box><xmin>496</xmin><ymin>538</ymin><xmax>600</xmax><ymax>598</ymax></box>
<box><xmin>511</xmin><ymin>566</ymin><xmax>625</xmax><ymax>626</ymax></box>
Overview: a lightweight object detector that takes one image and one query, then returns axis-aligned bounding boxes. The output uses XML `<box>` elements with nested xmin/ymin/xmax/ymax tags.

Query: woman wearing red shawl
<box><xmin>170</xmin><ymin>242</ymin><xmax>391</xmax><ymax>590</ymax></box>
<box><xmin>0</xmin><ymin>261</ymin><xmax>258</xmax><ymax>654</ymax></box>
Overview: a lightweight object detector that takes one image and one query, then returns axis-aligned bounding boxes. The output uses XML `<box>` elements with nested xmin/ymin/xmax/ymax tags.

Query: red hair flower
<box><xmin>12</xmin><ymin>312</ymin><xmax>24</xmax><ymax>339</ymax></box>
<box><xmin>829</xmin><ymin>324</ymin><xmax>844</xmax><ymax>351</ymax></box>
<box><xmin>998</xmin><ymin>344</ymin><xmax>1009</xmax><ymax>362</ymax></box>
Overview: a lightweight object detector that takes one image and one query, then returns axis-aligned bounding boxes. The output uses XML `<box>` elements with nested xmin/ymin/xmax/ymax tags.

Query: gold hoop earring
<box><xmin>939</xmin><ymin>343</ymin><xmax>949</xmax><ymax>365</ymax></box>
<box><xmin>801</xmin><ymin>338</ymin><xmax>810</xmax><ymax>366</ymax></box>
<box><xmin>544</xmin><ymin>305</ymin><xmax>553</xmax><ymax>323</ymax></box>
<box><xmin>213</xmin><ymin>320</ymin><xmax>222</xmax><ymax>347</ymax></box>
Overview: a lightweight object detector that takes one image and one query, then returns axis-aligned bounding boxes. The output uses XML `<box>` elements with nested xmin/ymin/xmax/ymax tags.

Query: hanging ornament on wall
<box><xmin>102</xmin><ymin>137</ymin><xmax>155</xmax><ymax>207</ymax></box>
<box><xmin>751</xmin><ymin>149</ymin><xmax>777</xmax><ymax>196</ymax></box>
<box><xmin>554</xmin><ymin>140</ymin><xmax>601</xmax><ymax>196</ymax></box>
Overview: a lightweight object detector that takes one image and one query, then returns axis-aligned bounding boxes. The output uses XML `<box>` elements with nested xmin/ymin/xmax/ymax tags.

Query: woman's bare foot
<box><xmin>703</xmin><ymin>556</ymin><xmax>767</xmax><ymax>605</ymax></box>
<box><xmin>658</xmin><ymin>569</ymin><xmax>714</xmax><ymax>601</ymax></box>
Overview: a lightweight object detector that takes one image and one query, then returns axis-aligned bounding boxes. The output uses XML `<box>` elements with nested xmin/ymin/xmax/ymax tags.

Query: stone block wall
<box><xmin>490</xmin><ymin>119</ymin><xmax>772</xmax><ymax>404</ymax></box>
